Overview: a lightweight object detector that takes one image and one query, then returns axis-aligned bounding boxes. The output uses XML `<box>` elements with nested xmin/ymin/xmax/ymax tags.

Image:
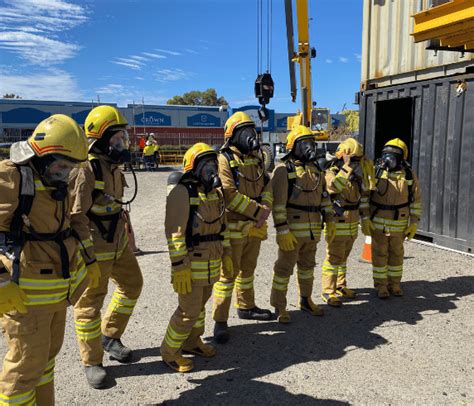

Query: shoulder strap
<box><xmin>285</xmin><ymin>160</ymin><xmax>296</xmax><ymax>199</ymax></box>
<box><xmin>220</xmin><ymin>149</ymin><xmax>240</xmax><ymax>187</ymax></box>
<box><xmin>404</xmin><ymin>165</ymin><xmax>414</xmax><ymax>203</ymax></box>
<box><xmin>181</xmin><ymin>180</ymin><xmax>199</xmax><ymax>248</ymax></box>
<box><xmin>10</xmin><ymin>165</ymin><xmax>35</xmax><ymax>240</ymax></box>
<box><xmin>89</xmin><ymin>156</ymin><xmax>103</xmax><ymax>200</ymax></box>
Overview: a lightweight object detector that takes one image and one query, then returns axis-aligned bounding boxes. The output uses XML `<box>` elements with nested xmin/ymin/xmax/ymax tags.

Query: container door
<box><xmin>374</xmin><ymin>98</ymin><xmax>414</xmax><ymax>162</ymax></box>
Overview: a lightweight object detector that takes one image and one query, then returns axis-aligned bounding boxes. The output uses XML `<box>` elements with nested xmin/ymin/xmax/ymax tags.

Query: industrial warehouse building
<box><xmin>358</xmin><ymin>0</ymin><xmax>474</xmax><ymax>253</ymax></box>
<box><xmin>0</xmin><ymin>99</ymin><xmax>294</xmax><ymax>149</ymax></box>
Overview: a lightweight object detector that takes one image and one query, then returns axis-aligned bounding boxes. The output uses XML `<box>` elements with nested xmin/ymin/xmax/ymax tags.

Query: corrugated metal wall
<box><xmin>361</xmin><ymin>0</ymin><xmax>474</xmax><ymax>89</ymax></box>
<box><xmin>359</xmin><ymin>73</ymin><xmax>474</xmax><ymax>252</ymax></box>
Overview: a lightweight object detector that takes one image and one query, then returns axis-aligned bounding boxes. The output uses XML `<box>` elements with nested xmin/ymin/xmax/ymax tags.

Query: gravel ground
<box><xmin>1</xmin><ymin>169</ymin><xmax>473</xmax><ymax>405</ymax></box>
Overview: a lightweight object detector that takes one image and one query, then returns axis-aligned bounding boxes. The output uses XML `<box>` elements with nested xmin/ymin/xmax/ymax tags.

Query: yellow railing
<box><xmin>412</xmin><ymin>0</ymin><xmax>474</xmax><ymax>51</ymax></box>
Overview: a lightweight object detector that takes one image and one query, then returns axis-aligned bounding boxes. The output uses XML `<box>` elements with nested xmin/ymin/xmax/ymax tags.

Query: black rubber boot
<box><xmin>102</xmin><ymin>336</ymin><xmax>132</xmax><ymax>362</ymax></box>
<box><xmin>213</xmin><ymin>321</ymin><xmax>230</xmax><ymax>344</ymax></box>
<box><xmin>85</xmin><ymin>364</ymin><xmax>107</xmax><ymax>389</ymax></box>
<box><xmin>237</xmin><ymin>306</ymin><xmax>273</xmax><ymax>321</ymax></box>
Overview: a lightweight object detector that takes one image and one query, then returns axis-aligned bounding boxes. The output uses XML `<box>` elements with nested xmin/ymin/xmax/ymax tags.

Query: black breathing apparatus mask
<box><xmin>293</xmin><ymin>137</ymin><xmax>317</xmax><ymax>163</ymax></box>
<box><xmin>377</xmin><ymin>146</ymin><xmax>404</xmax><ymax>172</ymax></box>
<box><xmin>94</xmin><ymin>128</ymin><xmax>131</xmax><ymax>164</ymax></box>
<box><xmin>32</xmin><ymin>155</ymin><xmax>76</xmax><ymax>201</ymax></box>
<box><xmin>231</xmin><ymin>126</ymin><xmax>260</xmax><ymax>155</ymax></box>
<box><xmin>107</xmin><ymin>130</ymin><xmax>131</xmax><ymax>164</ymax></box>
<box><xmin>195</xmin><ymin>156</ymin><xmax>222</xmax><ymax>193</ymax></box>
<box><xmin>92</xmin><ymin>127</ymin><xmax>138</xmax><ymax>205</ymax></box>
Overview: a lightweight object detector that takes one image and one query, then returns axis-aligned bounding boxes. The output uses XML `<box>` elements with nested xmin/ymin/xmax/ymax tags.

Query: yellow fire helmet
<box><xmin>10</xmin><ymin>114</ymin><xmax>88</xmax><ymax>164</ymax></box>
<box><xmin>336</xmin><ymin>137</ymin><xmax>364</xmax><ymax>159</ymax></box>
<box><xmin>84</xmin><ymin>105</ymin><xmax>128</xmax><ymax>141</ymax></box>
<box><xmin>384</xmin><ymin>138</ymin><xmax>408</xmax><ymax>160</ymax></box>
<box><xmin>183</xmin><ymin>142</ymin><xmax>217</xmax><ymax>173</ymax></box>
<box><xmin>286</xmin><ymin>125</ymin><xmax>314</xmax><ymax>151</ymax></box>
<box><xmin>224</xmin><ymin>111</ymin><xmax>255</xmax><ymax>139</ymax></box>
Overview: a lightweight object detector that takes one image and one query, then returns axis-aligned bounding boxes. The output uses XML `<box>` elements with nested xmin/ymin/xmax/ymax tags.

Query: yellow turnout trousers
<box><xmin>73</xmin><ymin>245</ymin><xmax>143</xmax><ymax>366</ymax></box>
<box><xmin>322</xmin><ymin>233</ymin><xmax>357</xmax><ymax>296</ymax></box>
<box><xmin>161</xmin><ymin>285</ymin><xmax>213</xmax><ymax>362</ymax></box>
<box><xmin>372</xmin><ymin>230</ymin><xmax>405</xmax><ymax>288</ymax></box>
<box><xmin>270</xmin><ymin>239</ymin><xmax>317</xmax><ymax>311</ymax></box>
<box><xmin>0</xmin><ymin>309</ymin><xmax>66</xmax><ymax>406</ymax></box>
<box><xmin>212</xmin><ymin>236</ymin><xmax>262</xmax><ymax>322</ymax></box>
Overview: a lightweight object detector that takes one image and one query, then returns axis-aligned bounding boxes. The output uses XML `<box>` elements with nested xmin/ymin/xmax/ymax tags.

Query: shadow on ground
<box><xmin>106</xmin><ymin>276</ymin><xmax>474</xmax><ymax>405</ymax></box>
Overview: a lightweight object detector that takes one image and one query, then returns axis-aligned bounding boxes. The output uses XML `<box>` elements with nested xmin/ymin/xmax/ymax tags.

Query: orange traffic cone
<box><xmin>360</xmin><ymin>236</ymin><xmax>372</xmax><ymax>263</ymax></box>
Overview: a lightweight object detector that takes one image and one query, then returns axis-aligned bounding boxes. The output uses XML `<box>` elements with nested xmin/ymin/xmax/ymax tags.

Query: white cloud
<box><xmin>112</xmin><ymin>51</ymin><xmax>170</xmax><ymax>70</ymax></box>
<box><xmin>184</xmin><ymin>48</ymin><xmax>198</xmax><ymax>54</ymax></box>
<box><xmin>90</xmin><ymin>84</ymin><xmax>168</xmax><ymax>107</ymax></box>
<box><xmin>112</xmin><ymin>48</ymin><xmax>183</xmax><ymax>71</ymax></box>
<box><xmin>355</xmin><ymin>53</ymin><xmax>362</xmax><ymax>62</ymax></box>
<box><xmin>112</xmin><ymin>58</ymin><xmax>143</xmax><ymax>70</ymax></box>
<box><xmin>129</xmin><ymin>55</ymin><xmax>149</xmax><ymax>62</ymax></box>
<box><xmin>154</xmin><ymin>68</ymin><xmax>190</xmax><ymax>82</ymax></box>
<box><xmin>154</xmin><ymin>48</ymin><xmax>182</xmax><ymax>56</ymax></box>
<box><xmin>0</xmin><ymin>0</ymin><xmax>88</xmax><ymax>65</ymax></box>
<box><xmin>0</xmin><ymin>31</ymin><xmax>80</xmax><ymax>65</ymax></box>
<box><xmin>0</xmin><ymin>0</ymin><xmax>88</xmax><ymax>32</ymax></box>
<box><xmin>339</xmin><ymin>57</ymin><xmax>349</xmax><ymax>63</ymax></box>
<box><xmin>325</xmin><ymin>58</ymin><xmax>333</xmax><ymax>64</ymax></box>
<box><xmin>96</xmin><ymin>84</ymin><xmax>124</xmax><ymax>95</ymax></box>
<box><xmin>142</xmin><ymin>52</ymin><xmax>167</xmax><ymax>59</ymax></box>
<box><xmin>0</xmin><ymin>68</ymin><xmax>81</xmax><ymax>100</ymax></box>
<box><xmin>135</xmin><ymin>76</ymin><xmax>144</xmax><ymax>81</ymax></box>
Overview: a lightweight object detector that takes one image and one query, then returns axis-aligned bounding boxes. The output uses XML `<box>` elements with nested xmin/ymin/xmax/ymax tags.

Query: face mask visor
<box><xmin>109</xmin><ymin>129</ymin><xmax>130</xmax><ymax>152</ymax></box>
<box><xmin>107</xmin><ymin>130</ymin><xmax>131</xmax><ymax>163</ymax></box>
<box><xmin>42</xmin><ymin>158</ymin><xmax>76</xmax><ymax>186</ymax></box>
<box><xmin>195</xmin><ymin>155</ymin><xmax>221</xmax><ymax>192</ymax></box>
<box><xmin>232</xmin><ymin>126</ymin><xmax>260</xmax><ymax>154</ymax></box>
<box><xmin>294</xmin><ymin>137</ymin><xmax>317</xmax><ymax>163</ymax></box>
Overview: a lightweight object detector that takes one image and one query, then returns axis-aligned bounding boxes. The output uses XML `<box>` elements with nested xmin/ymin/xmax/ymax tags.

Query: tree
<box><xmin>341</xmin><ymin>110</ymin><xmax>359</xmax><ymax>134</ymax></box>
<box><xmin>167</xmin><ymin>88</ymin><xmax>227</xmax><ymax>106</ymax></box>
<box><xmin>330</xmin><ymin>110</ymin><xmax>360</xmax><ymax>140</ymax></box>
<box><xmin>3</xmin><ymin>93</ymin><xmax>21</xmax><ymax>99</ymax></box>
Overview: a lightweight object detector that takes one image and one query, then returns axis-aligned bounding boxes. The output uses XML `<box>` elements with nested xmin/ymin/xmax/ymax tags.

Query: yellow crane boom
<box><xmin>285</xmin><ymin>0</ymin><xmax>330</xmax><ymax>140</ymax></box>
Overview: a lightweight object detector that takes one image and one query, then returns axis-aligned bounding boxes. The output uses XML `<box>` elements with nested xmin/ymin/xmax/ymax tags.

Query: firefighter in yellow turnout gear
<box><xmin>0</xmin><ymin>115</ymin><xmax>91</xmax><ymax>405</ymax></box>
<box><xmin>212</xmin><ymin>112</ymin><xmax>273</xmax><ymax>343</ymax></box>
<box><xmin>371</xmin><ymin>138</ymin><xmax>422</xmax><ymax>298</ymax></box>
<box><xmin>321</xmin><ymin>138</ymin><xmax>376</xmax><ymax>307</ymax></box>
<box><xmin>162</xmin><ymin>143</ymin><xmax>230</xmax><ymax>372</ymax></box>
<box><xmin>271</xmin><ymin>125</ymin><xmax>335</xmax><ymax>323</ymax></box>
<box><xmin>71</xmin><ymin>106</ymin><xmax>143</xmax><ymax>388</ymax></box>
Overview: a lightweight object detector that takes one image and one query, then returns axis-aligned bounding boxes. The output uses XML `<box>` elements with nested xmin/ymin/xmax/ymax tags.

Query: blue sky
<box><xmin>0</xmin><ymin>0</ymin><xmax>362</xmax><ymax>114</ymax></box>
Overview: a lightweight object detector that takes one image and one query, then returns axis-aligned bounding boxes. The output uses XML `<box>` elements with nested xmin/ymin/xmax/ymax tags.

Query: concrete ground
<box><xmin>1</xmin><ymin>169</ymin><xmax>473</xmax><ymax>405</ymax></box>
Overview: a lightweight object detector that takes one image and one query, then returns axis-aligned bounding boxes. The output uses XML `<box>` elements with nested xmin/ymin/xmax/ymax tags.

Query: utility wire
<box><xmin>260</xmin><ymin>0</ymin><xmax>263</xmax><ymax>73</ymax></box>
<box><xmin>269</xmin><ymin>0</ymin><xmax>273</xmax><ymax>72</ymax></box>
<box><xmin>257</xmin><ymin>0</ymin><xmax>260</xmax><ymax>74</ymax></box>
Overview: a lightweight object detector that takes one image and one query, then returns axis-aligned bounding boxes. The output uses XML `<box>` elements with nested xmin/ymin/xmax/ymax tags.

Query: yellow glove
<box><xmin>0</xmin><ymin>282</ymin><xmax>28</xmax><ymax>315</ymax></box>
<box><xmin>172</xmin><ymin>268</ymin><xmax>192</xmax><ymax>294</ymax></box>
<box><xmin>361</xmin><ymin>217</ymin><xmax>375</xmax><ymax>236</ymax></box>
<box><xmin>405</xmin><ymin>223</ymin><xmax>417</xmax><ymax>240</ymax></box>
<box><xmin>248</xmin><ymin>222</ymin><xmax>268</xmax><ymax>240</ymax></box>
<box><xmin>325</xmin><ymin>222</ymin><xmax>337</xmax><ymax>244</ymax></box>
<box><xmin>276</xmin><ymin>231</ymin><xmax>298</xmax><ymax>251</ymax></box>
<box><xmin>222</xmin><ymin>255</ymin><xmax>234</xmax><ymax>278</ymax></box>
<box><xmin>86</xmin><ymin>262</ymin><xmax>101</xmax><ymax>289</ymax></box>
